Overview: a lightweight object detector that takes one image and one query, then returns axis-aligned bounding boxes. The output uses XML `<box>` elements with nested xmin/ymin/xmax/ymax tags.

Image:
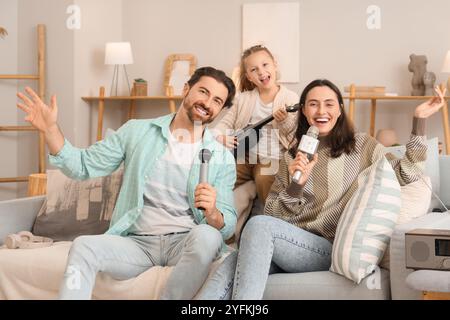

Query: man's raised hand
<box><xmin>17</xmin><ymin>87</ymin><xmax>58</xmax><ymax>133</ymax></box>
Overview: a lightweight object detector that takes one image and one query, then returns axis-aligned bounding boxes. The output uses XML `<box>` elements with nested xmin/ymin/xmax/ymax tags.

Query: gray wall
<box><xmin>122</xmin><ymin>0</ymin><xmax>450</xmax><ymax>145</ymax></box>
<box><xmin>1</xmin><ymin>0</ymin><xmax>450</xmax><ymax>199</ymax></box>
<box><xmin>0</xmin><ymin>0</ymin><xmax>19</xmax><ymax>200</ymax></box>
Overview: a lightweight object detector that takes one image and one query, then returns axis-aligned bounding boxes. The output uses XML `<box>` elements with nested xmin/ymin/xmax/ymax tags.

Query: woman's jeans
<box><xmin>58</xmin><ymin>224</ymin><xmax>222</xmax><ymax>300</ymax></box>
<box><xmin>198</xmin><ymin>215</ymin><xmax>332</xmax><ymax>300</ymax></box>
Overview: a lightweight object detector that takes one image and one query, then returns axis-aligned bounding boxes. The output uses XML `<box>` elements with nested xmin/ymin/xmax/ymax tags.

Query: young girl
<box><xmin>214</xmin><ymin>45</ymin><xmax>299</xmax><ymax>203</ymax></box>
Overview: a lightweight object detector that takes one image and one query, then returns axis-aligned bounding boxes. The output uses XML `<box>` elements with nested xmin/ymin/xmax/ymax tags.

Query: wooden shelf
<box><xmin>344</xmin><ymin>84</ymin><xmax>450</xmax><ymax>155</ymax></box>
<box><xmin>344</xmin><ymin>95</ymin><xmax>450</xmax><ymax>100</ymax></box>
<box><xmin>82</xmin><ymin>95</ymin><xmax>183</xmax><ymax>101</ymax></box>
<box><xmin>0</xmin><ymin>126</ymin><xmax>37</xmax><ymax>132</ymax></box>
<box><xmin>0</xmin><ymin>75</ymin><xmax>39</xmax><ymax>80</ymax></box>
<box><xmin>83</xmin><ymin>87</ymin><xmax>183</xmax><ymax>141</ymax></box>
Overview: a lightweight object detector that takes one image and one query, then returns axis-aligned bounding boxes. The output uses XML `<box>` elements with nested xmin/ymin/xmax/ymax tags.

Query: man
<box><xmin>17</xmin><ymin>66</ymin><xmax>237</xmax><ymax>300</ymax></box>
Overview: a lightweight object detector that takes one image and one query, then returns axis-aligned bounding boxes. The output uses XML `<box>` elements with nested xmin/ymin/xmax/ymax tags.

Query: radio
<box><xmin>405</xmin><ymin>229</ymin><xmax>450</xmax><ymax>270</ymax></box>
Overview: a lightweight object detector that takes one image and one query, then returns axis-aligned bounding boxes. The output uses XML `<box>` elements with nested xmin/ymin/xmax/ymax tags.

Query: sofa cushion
<box><xmin>385</xmin><ymin>137</ymin><xmax>439</xmax><ymax>211</ymax></box>
<box><xmin>32</xmin><ymin>168</ymin><xmax>123</xmax><ymax>241</ymax></box>
<box><xmin>330</xmin><ymin>157</ymin><xmax>401</xmax><ymax>284</ymax></box>
<box><xmin>379</xmin><ymin>177</ymin><xmax>431</xmax><ymax>270</ymax></box>
<box><xmin>263</xmin><ymin>269</ymin><xmax>390</xmax><ymax>300</ymax></box>
<box><xmin>439</xmin><ymin>155</ymin><xmax>450</xmax><ymax>207</ymax></box>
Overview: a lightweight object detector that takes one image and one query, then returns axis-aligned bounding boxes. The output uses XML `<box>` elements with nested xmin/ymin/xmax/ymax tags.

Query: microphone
<box><xmin>292</xmin><ymin>126</ymin><xmax>320</xmax><ymax>184</ymax></box>
<box><xmin>199</xmin><ymin>149</ymin><xmax>212</xmax><ymax>183</ymax></box>
<box><xmin>198</xmin><ymin>149</ymin><xmax>212</xmax><ymax>210</ymax></box>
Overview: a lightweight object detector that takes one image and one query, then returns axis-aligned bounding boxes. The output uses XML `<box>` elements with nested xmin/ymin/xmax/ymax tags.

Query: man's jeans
<box><xmin>58</xmin><ymin>224</ymin><xmax>222</xmax><ymax>300</ymax></box>
<box><xmin>198</xmin><ymin>215</ymin><xmax>332</xmax><ymax>300</ymax></box>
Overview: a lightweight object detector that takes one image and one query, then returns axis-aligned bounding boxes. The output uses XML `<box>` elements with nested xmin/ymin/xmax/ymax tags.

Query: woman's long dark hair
<box><xmin>289</xmin><ymin>79</ymin><xmax>356</xmax><ymax>158</ymax></box>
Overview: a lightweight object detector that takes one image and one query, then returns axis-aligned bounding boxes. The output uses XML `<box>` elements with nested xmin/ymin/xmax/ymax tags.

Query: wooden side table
<box><xmin>82</xmin><ymin>86</ymin><xmax>183</xmax><ymax>141</ymax></box>
<box><xmin>27</xmin><ymin>173</ymin><xmax>47</xmax><ymax>197</ymax></box>
<box><xmin>423</xmin><ymin>291</ymin><xmax>450</xmax><ymax>300</ymax></box>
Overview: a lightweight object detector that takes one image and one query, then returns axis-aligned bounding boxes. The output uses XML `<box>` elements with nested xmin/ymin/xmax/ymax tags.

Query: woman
<box><xmin>198</xmin><ymin>79</ymin><xmax>446</xmax><ymax>300</ymax></box>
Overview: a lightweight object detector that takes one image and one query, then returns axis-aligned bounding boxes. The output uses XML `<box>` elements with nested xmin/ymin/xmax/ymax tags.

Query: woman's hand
<box><xmin>414</xmin><ymin>86</ymin><xmax>447</xmax><ymax>119</ymax></box>
<box><xmin>216</xmin><ymin>135</ymin><xmax>238</xmax><ymax>149</ymax></box>
<box><xmin>273</xmin><ymin>107</ymin><xmax>288</xmax><ymax>123</ymax></box>
<box><xmin>288</xmin><ymin>152</ymin><xmax>319</xmax><ymax>186</ymax></box>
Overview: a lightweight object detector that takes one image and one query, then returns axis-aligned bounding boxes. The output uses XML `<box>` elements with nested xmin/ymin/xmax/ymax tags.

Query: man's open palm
<box><xmin>17</xmin><ymin>87</ymin><xmax>58</xmax><ymax>133</ymax></box>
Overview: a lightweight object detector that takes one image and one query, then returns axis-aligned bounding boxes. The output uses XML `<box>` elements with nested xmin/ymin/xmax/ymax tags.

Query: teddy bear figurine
<box><xmin>408</xmin><ymin>54</ymin><xmax>428</xmax><ymax>96</ymax></box>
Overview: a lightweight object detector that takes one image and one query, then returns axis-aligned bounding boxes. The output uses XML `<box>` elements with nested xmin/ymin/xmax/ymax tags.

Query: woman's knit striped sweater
<box><xmin>264</xmin><ymin>117</ymin><xmax>427</xmax><ymax>243</ymax></box>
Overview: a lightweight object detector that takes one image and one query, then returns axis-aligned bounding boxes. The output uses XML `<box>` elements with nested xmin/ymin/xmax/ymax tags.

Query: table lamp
<box><xmin>105</xmin><ymin>42</ymin><xmax>134</xmax><ymax>96</ymax></box>
<box><xmin>441</xmin><ymin>50</ymin><xmax>450</xmax><ymax>93</ymax></box>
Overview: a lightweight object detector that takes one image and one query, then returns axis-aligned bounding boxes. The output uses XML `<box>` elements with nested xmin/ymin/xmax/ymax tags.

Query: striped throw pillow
<box><xmin>330</xmin><ymin>156</ymin><xmax>401</xmax><ymax>284</ymax></box>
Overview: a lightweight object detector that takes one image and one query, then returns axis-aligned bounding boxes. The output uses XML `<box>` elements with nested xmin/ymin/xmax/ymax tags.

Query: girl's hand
<box><xmin>414</xmin><ymin>86</ymin><xmax>447</xmax><ymax>119</ymax></box>
<box><xmin>288</xmin><ymin>152</ymin><xmax>319</xmax><ymax>186</ymax></box>
<box><xmin>216</xmin><ymin>135</ymin><xmax>238</xmax><ymax>149</ymax></box>
<box><xmin>273</xmin><ymin>107</ymin><xmax>288</xmax><ymax>123</ymax></box>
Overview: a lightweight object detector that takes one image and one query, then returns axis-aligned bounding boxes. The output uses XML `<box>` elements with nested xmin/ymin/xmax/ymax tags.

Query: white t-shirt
<box><xmin>128</xmin><ymin>132</ymin><xmax>201</xmax><ymax>235</ymax></box>
<box><xmin>248</xmin><ymin>96</ymin><xmax>281</xmax><ymax>160</ymax></box>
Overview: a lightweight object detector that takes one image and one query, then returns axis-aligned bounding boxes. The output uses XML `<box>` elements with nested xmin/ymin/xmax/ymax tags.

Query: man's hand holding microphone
<box><xmin>195</xmin><ymin>149</ymin><xmax>224</xmax><ymax>230</ymax></box>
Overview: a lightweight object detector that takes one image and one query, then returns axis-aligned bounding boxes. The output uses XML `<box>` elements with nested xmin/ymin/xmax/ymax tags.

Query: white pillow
<box><xmin>385</xmin><ymin>137</ymin><xmax>439</xmax><ymax>211</ymax></box>
<box><xmin>330</xmin><ymin>157</ymin><xmax>402</xmax><ymax>284</ymax></box>
<box><xmin>379</xmin><ymin>176</ymin><xmax>431</xmax><ymax>270</ymax></box>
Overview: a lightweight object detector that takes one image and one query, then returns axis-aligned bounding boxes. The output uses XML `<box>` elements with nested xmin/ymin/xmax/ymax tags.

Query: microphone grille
<box><xmin>199</xmin><ymin>149</ymin><xmax>212</xmax><ymax>163</ymax></box>
<box><xmin>307</xmin><ymin>126</ymin><xmax>319</xmax><ymax>139</ymax></box>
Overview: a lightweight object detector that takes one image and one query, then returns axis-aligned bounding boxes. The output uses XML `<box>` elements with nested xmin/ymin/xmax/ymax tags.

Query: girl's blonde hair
<box><xmin>239</xmin><ymin>45</ymin><xmax>275</xmax><ymax>92</ymax></box>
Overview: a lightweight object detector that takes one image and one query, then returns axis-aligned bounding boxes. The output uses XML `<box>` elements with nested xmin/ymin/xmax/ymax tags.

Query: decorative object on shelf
<box><xmin>376</xmin><ymin>129</ymin><xmax>399</xmax><ymax>147</ymax></box>
<box><xmin>441</xmin><ymin>50</ymin><xmax>450</xmax><ymax>94</ymax></box>
<box><xmin>0</xmin><ymin>27</ymin><xmax>8</xmax><ymax>39</ymax></box>
<box><xmin>408</xmin><ymin>54</ymin><xmax>428</xmax><ymax>96</ymax></box>
<box><xmin>105</xmin><ymin>42</ymin><xmax>134</xmax><ymax>96</ymax></box>
<box><xmin>133</xmin><ymin>78</ymin><xmax>147</xmax><ymax>96</ymax></box>
<box><xmin>164</xmin><ymin>54</ymin><xmax>197</xmax><ymax>97</ymax></box>
<box><xmin>423</xmin><ymin>71</ymin><xmax>436</xmax><ymax>96</ymax></box>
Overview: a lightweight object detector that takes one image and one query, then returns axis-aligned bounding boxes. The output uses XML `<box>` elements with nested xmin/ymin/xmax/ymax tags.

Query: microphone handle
<box><xmin>291</xmin><ymin>152</ymin><xmax>315</xmax><ymax>184</ymax></box>
<box><xmin>199</xmin><ymin>163</ymin><xmax>208</xmax><ymax>183</ymax></box>
<box><xmin>199</xmin><ymin>163</ymin><xmax>208</xmax><ymax>210</ymax></box>
<box><xmin>292</xmin><ymin>170</ymin><xmax>302</xmax><ymax>184</ymax></box>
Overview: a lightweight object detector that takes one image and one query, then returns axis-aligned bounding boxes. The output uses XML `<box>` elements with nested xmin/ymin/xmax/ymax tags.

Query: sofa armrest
<box><xmin>439</xmin><ymin>155</ymin><xmax>450</xmax><ymax>207</ymax></box>
<box><xmin>390</xmin><ymin>212</ymin><xmax>450</xmax><ymax>299</ymax></box>
<box><xmin>0</xmin><ymin>196</ymin><xmax>46</xmax><ymax>245</ymax></box>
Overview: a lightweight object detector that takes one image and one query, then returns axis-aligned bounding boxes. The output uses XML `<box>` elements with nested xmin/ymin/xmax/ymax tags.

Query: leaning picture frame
<box><xmin>164</xmin><ymin>53</ymin><xmax>197</xmax><ymax>96</ymax></box>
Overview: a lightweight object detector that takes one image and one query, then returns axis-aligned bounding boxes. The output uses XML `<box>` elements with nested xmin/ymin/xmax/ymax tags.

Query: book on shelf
<box><xmin>344</xmin><ymin>86</ymin><xmax>386</xmax><ymax>93</ymax></box>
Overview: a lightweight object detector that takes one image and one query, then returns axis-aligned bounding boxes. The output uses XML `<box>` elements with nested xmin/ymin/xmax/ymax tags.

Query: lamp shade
<box><xmin>442</xmin><ymin>50</ymin><xmax>450</xmax><ymax>73</ymax></box>
<box><xmin>105</xmin><ymin>42</ymin><xmax>134</xmax><ymax>65</ymax></box>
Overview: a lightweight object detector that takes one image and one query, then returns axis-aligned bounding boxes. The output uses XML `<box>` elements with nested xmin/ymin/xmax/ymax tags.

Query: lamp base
<box><xmin>110</xmin><ymin>64</ymin><xmax>132</xmax><ymax>96</ymax></box>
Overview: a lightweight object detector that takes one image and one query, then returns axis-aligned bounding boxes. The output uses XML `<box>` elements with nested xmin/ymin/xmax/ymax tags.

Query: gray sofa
<box><xmin>1</xmin><ymin>156</ymin><xmax>449</xmax><ymax>300</ymax></box>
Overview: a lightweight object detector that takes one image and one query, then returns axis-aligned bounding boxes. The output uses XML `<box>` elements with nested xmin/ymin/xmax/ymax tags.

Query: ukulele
<box><xmin>233</xmin><ymin>103</ymin><xmax>300</xmax><ymax>159</ymax></box>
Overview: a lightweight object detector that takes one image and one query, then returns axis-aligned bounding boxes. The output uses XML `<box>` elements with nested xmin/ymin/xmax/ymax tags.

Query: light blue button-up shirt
<box><xmin>49</xmin><ymin>114</ymin><xmax>237</xmax><ymax>241</ymax></box>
